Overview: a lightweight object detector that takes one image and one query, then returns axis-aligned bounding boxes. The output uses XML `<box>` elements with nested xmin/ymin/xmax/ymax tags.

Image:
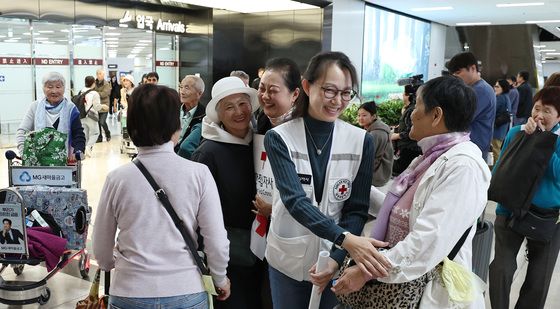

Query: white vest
<box><xmin>265</xmin><ymin>118</ymin><xmax>366</xmax><ymax>281</ymax></box>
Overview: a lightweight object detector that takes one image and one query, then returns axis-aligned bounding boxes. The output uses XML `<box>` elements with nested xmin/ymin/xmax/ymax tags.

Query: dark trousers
<box><xmin>215</xmin><ymin>261</ymin><xmax>267</xmax><ymax>309</ymax></box>
<box><xmin>97</xmin><ymin>112</ymin><xmax>110</xmax><ymax>140</ymax></box>
<box><xmin>489</xmin><ymin>215</ymin><xmax>560</xmax><ymax>309</ymax></box>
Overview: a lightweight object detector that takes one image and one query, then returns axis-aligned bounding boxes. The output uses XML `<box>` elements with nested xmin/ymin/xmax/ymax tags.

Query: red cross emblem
<box><xmin>333</xmin><ymin>179</ymin><xmax>351</xmax><ymax>201</ymax></box>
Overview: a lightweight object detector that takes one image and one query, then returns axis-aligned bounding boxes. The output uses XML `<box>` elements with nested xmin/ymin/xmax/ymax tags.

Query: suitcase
<box><xmin>7</xmin><ymin>186</ymin><xmax>90</xmax><ymax>250</ymax></box>
<box><xmin>471</xmin><ymin>215</ymin><xmax>494</xmax><ymax>282</ymax></box>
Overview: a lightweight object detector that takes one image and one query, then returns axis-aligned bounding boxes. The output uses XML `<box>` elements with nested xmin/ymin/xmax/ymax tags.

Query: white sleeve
<box><xmin>92</xmin><ymin>92</ymin><xmax>102</xmax><ymax>112</ymax></box>
<box><xmin>16</xmin><ymin>102</ymin><xmax>37</xmax><ymax>155</ymax></box>
<box><xmin>377</xmin><ymin>160</ymin><xmax>488</xmax><ymax>283</ymax></box>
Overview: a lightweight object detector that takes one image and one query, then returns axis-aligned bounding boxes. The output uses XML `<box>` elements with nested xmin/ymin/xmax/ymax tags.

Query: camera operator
<box><xmin>391</xmin><ymin>80</ymin><xmax>422</xmax><ymax>176</ymax></box>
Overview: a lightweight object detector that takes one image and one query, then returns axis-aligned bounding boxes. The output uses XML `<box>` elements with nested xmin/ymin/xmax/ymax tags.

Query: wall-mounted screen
<box><xmin>362</xmin><ymin>6</ymin><xmax>431</xmax><ymax>102</ymax></box>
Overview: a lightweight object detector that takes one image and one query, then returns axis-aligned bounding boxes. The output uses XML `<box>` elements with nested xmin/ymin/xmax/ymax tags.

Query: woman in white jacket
<box><xmin>80</xmin><ymin>76</ymin><xmax>102</xmax><ymax>156</ymax></box>
<box><xmin>333</xmin><ymin>76</ymin><xmax>492</xmax><ymax>308</ymax></box>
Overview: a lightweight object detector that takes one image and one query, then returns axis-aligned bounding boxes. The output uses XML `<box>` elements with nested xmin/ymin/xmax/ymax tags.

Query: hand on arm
<box><xmin>342</xmin><ymin>233</ymin><xmax>391</xmax><ymax>278</ymax></box>
<box><xmin>331</xmin><ymin>264</ymin><xmax>371</xmax><ymax>295</ymax></box>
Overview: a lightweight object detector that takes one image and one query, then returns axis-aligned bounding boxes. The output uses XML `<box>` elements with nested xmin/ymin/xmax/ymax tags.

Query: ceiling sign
<box><xmin>156</xmin><ymin>61</ymin><xmax>178</xmax><ymax>67</ymax></box>
<box><xmin>33</xmin><ymin>58</ymin><xmax>70</xmax><ymax>65</ymax></box>
<box><xmin>74</xmin><ymin>59</ymin><xmax>103</xmax><ymax>66</ymax></box>
<box><xmin>0</xmin><ymin>57</ymin><xmax>32</xmax><ymax>65</ymax></box>
<box><xmin>120</xmin><ymin>10</ymin><xmax>186</xmax><ymax>34</ymax></box>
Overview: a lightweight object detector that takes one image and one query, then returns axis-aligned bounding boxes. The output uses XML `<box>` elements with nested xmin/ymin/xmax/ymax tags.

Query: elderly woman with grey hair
<box><xmin>16</xmin><ymin>71</ymin><xmax>86</xmax><ymax>158</ymax></box>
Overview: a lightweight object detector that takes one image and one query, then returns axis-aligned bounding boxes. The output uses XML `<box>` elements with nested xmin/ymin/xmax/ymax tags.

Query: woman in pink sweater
<box><xmin>93</xmin><ymin>84</ymin><xmax>230</xmax><ymax>309</ymax></box>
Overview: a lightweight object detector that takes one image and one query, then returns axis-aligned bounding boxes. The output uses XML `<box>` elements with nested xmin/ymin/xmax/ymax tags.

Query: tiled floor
<box><xmin>0</xmin><ymin>115</ymin><xmax>559</xmax><ymax>308</ymax></box>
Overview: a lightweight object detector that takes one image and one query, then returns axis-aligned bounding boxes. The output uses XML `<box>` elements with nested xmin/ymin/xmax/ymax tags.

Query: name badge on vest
<box><xmin>333</xmin><ymin>179</ymin><xmax>352</xmax><ymax>201</ymax></box>
<box><xmin>298</xmin><ymin>174</ymin><xmax>312</xmax><ymax>185</ymax></box>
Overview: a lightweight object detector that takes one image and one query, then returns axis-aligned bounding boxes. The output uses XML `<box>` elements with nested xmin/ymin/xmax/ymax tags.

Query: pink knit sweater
<box><xmin>92</xmin><ymin>141</ymin><xmax>229</xmax><ymax>297</ymax></box>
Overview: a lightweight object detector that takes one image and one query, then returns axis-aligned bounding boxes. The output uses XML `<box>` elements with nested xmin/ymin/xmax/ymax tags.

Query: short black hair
<box><xmin>146</xmin><ymin>72</ymin><xmax>159</xmax><ymax>80</ymax></box>
<box><xmin>85</xmin><ymin>76</ymin><xmax>95</xmax><ymax>88</ymax></box>
<box><xmin>2</xmin><ymin>218</ymin><xmax>11</xmax><ymax>225</ymax></box>
<box><xmin>446</xmin><ymin>52</ymin><xmax>479</xmax><ymax>73</ymax></box>
<box><xmin>359</xmin><ymin>101</ymin><xmax>377</xmax><ymax>115</ymax></box>
<box><xmin>127</xmin><ymin>84</ymin><xmax>181</xmax><ymax>146</ymax></box>
<box><xmin>293</xmin><ymin>51</ymin><xmax>359</xmax><ymax>118</ymax></box>
<box><xmin>265</xmin><ymin>57</ymin><xmax>301</xmax><ymax>92</ymax></box>
<box><xmin>496</xmin><ymin>79</ymin><xmax>511</xmax><ymax>94</ymax></box>
<box><xmin>533</xmin><ymin>86</ymin><xmax>560</xmax><ymax>114</ymax></box>
<box><xmin>518</xmin><ymin>71</ymin><xmax>529</xmax><ymax>82</ymax></box>
<box><xmin>419</xmin><ymin>76</ymin><xmax>476</xmax><ymax>132</ymax></box>
<box><xmin>508</xmin><ymin>75</ymin><xmax>517</xmax><ymax>83</ymax></box>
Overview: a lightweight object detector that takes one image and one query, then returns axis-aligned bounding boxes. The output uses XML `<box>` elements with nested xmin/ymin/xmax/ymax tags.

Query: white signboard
<box><xmin>253</xmin><ymin>134</ymin><xmax>274</xmax><ymax>203</ymax></box>
<box><xmin>11</xmin><ymin>167</ymin><xmax>74</xmax><ymax>186</ymax></box>
<box><xmin>0</xmin><ymin>203</ymin><xmax>27</xmax><ymax>254</ymax></box>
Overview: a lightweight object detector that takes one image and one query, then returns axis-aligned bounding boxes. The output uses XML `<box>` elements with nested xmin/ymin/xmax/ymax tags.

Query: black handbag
<box><xmin>508</xmin><ymin>205</ymin><xmax>559</xmax><ymax>243</ymax></box>
<box><xmin>494</xmin><ymin>111</ymin><xmax>510</xmax><ymax>127</ymax></box>
<box><xmin>488</xmin><ymin>130</ymin><xmax>558</xmax><ymax>217</ymax></box>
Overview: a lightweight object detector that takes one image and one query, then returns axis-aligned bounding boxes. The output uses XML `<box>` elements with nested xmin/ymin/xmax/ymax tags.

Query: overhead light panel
<box><xmin>105</xmin><ymin>37</ymin><xmax>119</xmax><ymax>41</ymax></box>
<box><xmin>526</xmin><ymin>20</ymin><xmax>560</xmax><ymax>23</ymax></box>
<box><xmin>546</xmin><ymin>52</ymin><xmax>560</xmax><ymax>55</ymax></box>
<box><xmin>533</xmin><ymin>45</ymin><xmax>546</xmax><ymax>48</ymax></box>
<box><xmin>139</xmin><ymin>40</ymin><xmax>151</xmax><ymax>43</ymax></box>
<box><xmin>173</xmin><ymin>0</ymin><xmax>316</xmax><ymax>13</ymax></box>
<box><xmin>411</xmin><ymin>6</ymin><xmax>453</xmax><ymax>12</ymax></box>
<box><xmin>456</xmin><ymin>22</ymin><xmax>492</xmax><ymax>26</ymax></box>
<box><xmin>105</xmin><ymin>33</ymin><xmax>121</xmax><ymax>36</ymax></box>
<box><xmin>496</xmin><ymin>2</ymin><xmax>544</xmax><ymax>7</ymax></box>
<box><xmin>540</xmin><ymin>49</ymin><xmax>556</xmax><ymax>52</ymax></box>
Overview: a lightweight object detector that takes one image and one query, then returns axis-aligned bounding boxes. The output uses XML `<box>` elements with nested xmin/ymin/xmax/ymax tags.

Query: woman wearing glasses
<box><xmin>263</xmin><ymin>51</ymin><xmax>390</xmax><ymax>308</ymax></box>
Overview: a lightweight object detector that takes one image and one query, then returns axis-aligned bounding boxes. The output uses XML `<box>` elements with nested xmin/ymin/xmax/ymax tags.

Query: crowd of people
<box><xmin>13</xmin><ymin>49</ymin><xmax>560</xmax><ymax>309</ymax></box>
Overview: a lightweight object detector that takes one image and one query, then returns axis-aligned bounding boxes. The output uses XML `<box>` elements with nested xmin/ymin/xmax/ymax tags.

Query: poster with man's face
<box><xmin>0</xmin><ymin>204</ymin><xmax>27</xmax><ymax>254</ymax></box>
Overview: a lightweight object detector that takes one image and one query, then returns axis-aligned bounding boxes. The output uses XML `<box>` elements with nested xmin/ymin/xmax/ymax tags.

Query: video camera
<box><xmin>397</xmin><ymin>74</ymin><xmax>424</xmax><ymax>87</ymax></box>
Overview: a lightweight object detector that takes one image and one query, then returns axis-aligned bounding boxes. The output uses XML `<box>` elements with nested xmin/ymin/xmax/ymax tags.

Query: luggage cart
<box><xmin>1</xmin><ymin>151</ymin><xmax>91</xmax><ymax>305</ymax></box>
<box><xmin>120</xmin><ymin>114</ymin><xmax>137</xmax><ymax>157</ymax></box>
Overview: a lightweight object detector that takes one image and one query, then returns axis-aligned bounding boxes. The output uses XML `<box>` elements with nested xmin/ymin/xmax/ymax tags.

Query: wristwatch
<box><xmin>334</xmin><ymin>231</ymin><xmax>350</xmax><ymax>250</ymax></box>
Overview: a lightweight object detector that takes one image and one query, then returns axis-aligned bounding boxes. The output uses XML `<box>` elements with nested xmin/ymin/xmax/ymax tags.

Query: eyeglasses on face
<box><xmin>320</xmin><ymin>86</ymin><xmax>356</xmax><ymax>102</ymax></box>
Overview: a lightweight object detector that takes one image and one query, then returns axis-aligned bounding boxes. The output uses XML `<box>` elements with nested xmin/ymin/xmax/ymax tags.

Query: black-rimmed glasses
<box><xmin>321</xmin><ymin>87</ymin><xmax>356</xmax><ymax>102</ymax></box>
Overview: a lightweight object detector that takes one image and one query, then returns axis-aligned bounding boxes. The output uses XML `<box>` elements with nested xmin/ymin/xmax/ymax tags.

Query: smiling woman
<box><xmin>15</xmin><ymin>71</ymin><xmax>85</xmax><ymax>159</ymax></box>
<box><xmin>191</xmin><ymin>76</ymin><xmax>266</xmax><ymax>309</ymax></box>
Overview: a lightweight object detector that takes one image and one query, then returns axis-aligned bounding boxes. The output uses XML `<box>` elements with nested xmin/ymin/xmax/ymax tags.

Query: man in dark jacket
<box><xmin>175</xmin><ymin>75</ymin><xmax>205</xmax><ymax>153</ymax></box>
<box><xmin>1</xmin><ymin>218</ymin><xmax>24</xmax><ymax>245</ymax></box>
<box><xmin>94</xmin><ymin>69</ymin><xmax>112</xmax><ymax>142</ymax></box>
<box><xmin>515</xmin><ymin>70</ymin><xmax>533</xmax><ymax>125</ymax></box>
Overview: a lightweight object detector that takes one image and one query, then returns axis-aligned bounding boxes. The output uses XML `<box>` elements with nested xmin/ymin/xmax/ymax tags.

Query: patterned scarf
<box><xmin>371</xmin><ymin>132</ymin><xmax>471</xmax><ymax>240</ymax></box>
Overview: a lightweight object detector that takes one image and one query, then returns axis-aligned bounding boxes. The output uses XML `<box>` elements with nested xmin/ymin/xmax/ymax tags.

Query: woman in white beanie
<box><xmin>120</xmin><ymin>74</ymin><xmax>135</xmax><ymax>110</ymax></box>
<box><xmin>191</xmin><ymin>76</ymin><xmax>265</xmax><ymax>309</ymax></box>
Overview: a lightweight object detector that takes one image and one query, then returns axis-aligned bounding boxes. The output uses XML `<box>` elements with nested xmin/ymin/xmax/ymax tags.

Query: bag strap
<box><xmin>448</xmin><ymin>226</ymin><xmax>472</xmax><ymax>260</ymax></box>
<box><xmin>133</xmin><ymin>158</ymin><xmax>210</xmax><ymax>276</ymax></box>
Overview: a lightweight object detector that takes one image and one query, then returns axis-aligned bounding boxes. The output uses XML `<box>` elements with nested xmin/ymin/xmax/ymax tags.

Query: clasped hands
<box><xmin>309</xmin><ymin>234</ymin><xmax>392</xmax><ymax>295</ymax></box>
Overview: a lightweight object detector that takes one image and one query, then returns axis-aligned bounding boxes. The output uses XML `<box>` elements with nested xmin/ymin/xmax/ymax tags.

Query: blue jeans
<box><xmin>268</xmin><ymin>266</ymin><xmax>338</xmax><ymax>309</ymax></box>
<box><xmin>109</xmin><ymin>292</ymin><xmax>208</xmax><ymax>309</ymax></box>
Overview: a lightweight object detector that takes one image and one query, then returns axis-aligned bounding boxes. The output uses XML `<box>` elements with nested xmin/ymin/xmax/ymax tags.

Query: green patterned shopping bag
<box><xmin>22</xmin><ymin>128</ymin><xmax>68</xmax><ymax>166</ymax></box>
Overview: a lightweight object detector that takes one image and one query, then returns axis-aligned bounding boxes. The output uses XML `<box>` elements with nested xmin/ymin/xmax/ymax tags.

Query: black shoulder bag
<box><xmin>133</xmin><ymin>159</ymin><xmax>219</xmax><ymax>300</ymax></box>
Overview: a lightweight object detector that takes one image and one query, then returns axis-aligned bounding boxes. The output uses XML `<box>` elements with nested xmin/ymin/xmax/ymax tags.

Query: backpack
<box><xmin>71</xmin><ymin>89</ymin><xmax>93</xmax><ymax>119</ymax></box>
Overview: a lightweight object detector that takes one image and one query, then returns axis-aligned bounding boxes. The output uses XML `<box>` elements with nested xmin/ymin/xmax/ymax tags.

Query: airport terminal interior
<box><xmin>1</xmin><ymin>0</ymin><xmax>560</xmax><ymax>308</ymax></box>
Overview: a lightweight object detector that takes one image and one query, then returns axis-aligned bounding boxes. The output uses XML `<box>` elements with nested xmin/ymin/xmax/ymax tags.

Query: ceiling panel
<box><xmin>367</xmin><ymin>0</ymin><xmax>560</xmax><ymax>40</ymax></box>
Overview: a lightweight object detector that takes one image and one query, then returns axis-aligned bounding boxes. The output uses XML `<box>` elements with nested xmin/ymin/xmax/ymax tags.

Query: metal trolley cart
<box><xmin>0</xmin><ymin>151</ymin><xmax>91</xmax><ymax>305</ymax></box>
<box><xmin>120</xmin><ymin>114</ymin><xmax>137</xmax><ymax>157</ymax></box>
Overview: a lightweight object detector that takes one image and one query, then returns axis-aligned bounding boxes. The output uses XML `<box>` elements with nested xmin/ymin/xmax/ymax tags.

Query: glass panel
<box><xmin>104</xmin><ymin>26</ymin><xmax>153</xmax><ymax>86</ymax></box>
<box><xmin>72</xmin><ymin>25</ymin><xmax>103</xmax><ymax>93</ymax></box>
<box><xmin>32</xmin><ymin>21</ymin><xmax>72</xmax><ymax>101</ymax></box>
<box><xmin>155</xmin><ymin>33</ymin><xmax>178</xmax><ymax>89</ymax></box>
<box><xmin>0</xmin><ymin>17</ymin><xmax>33</xmax><ymax>136</ymax></box>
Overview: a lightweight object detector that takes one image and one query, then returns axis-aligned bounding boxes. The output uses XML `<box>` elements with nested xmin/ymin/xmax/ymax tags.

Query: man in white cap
<box><xmin>175</xmin><ymin>75</ymin><xmax>206</xmax><ymax>155</ymax></box>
